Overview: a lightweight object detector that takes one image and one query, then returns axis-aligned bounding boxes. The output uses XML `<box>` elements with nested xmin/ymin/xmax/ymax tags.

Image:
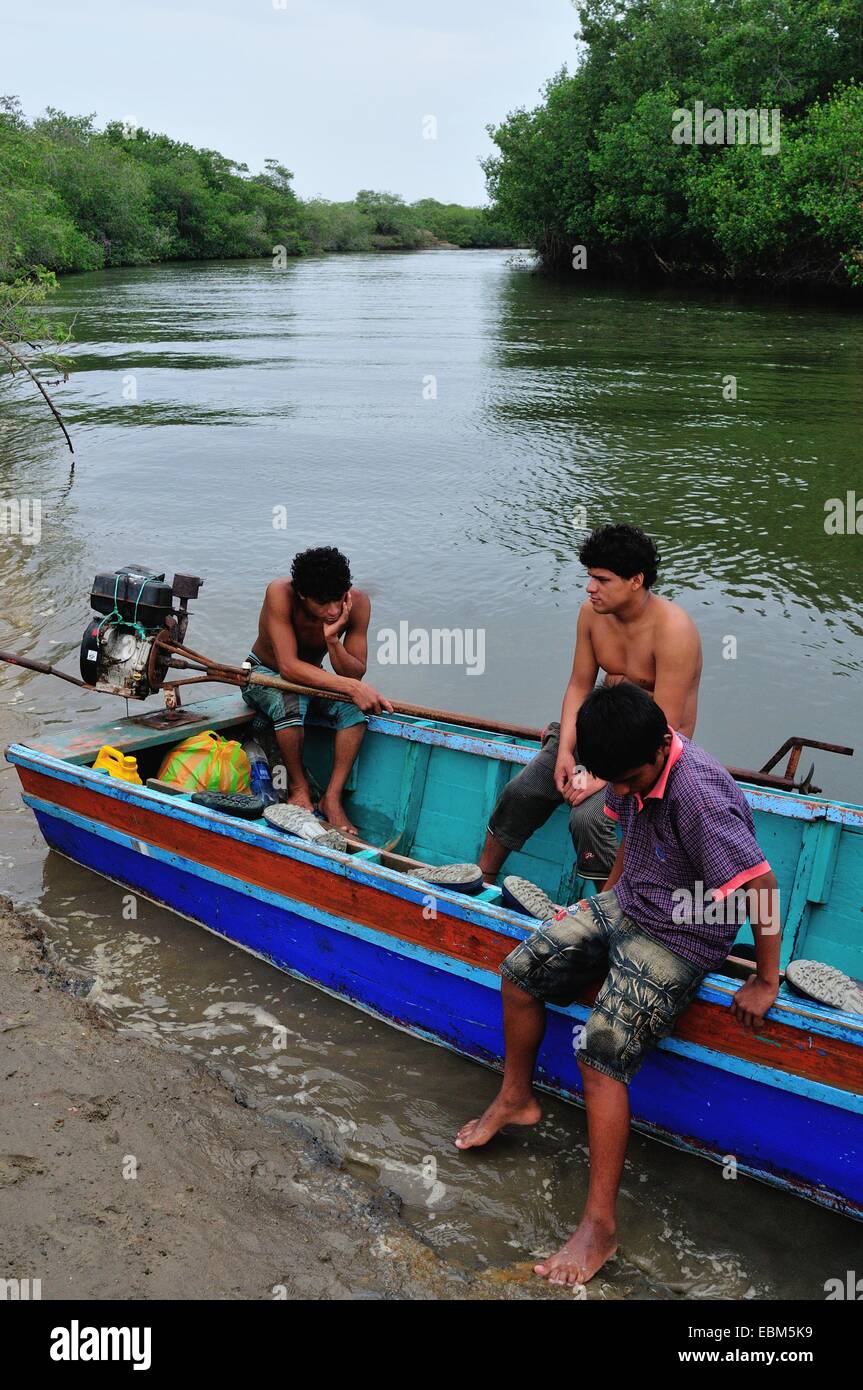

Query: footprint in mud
<box><xmin>0</xmin><ymin>1153</ymin><xmax>40</xmax><ymax>1186</ymax></box>
<box><xmin>345</xmin><ymin>1150</ymin><xmax>453</xmax><ymax>1212</ymax></box>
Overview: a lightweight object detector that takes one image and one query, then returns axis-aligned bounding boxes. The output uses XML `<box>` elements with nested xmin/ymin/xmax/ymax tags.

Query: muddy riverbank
<box><xmin>0</xmin><ymin>898</ymin><xmax>560</xmax><ymax>1302</ymax></box>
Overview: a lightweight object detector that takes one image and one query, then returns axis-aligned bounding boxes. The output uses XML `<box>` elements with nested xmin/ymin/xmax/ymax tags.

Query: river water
<box><xmin>1</xmin><ymin>249</ymin><xmax>861</xmax><ymax>1296</ymax></box>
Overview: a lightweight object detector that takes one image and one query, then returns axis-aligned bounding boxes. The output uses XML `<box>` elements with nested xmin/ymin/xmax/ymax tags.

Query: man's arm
<box><xmin>732</xmin><ymin>869</ymin><xmax>781</xmax><ymax>1029</ymax></box>
<box><xmin>675</xmin><ymin>796</ymin><xmax>775</xmax><ymax>1027</ymax></box>
<box><xmin>556</xmin><ymin>604</ymin><xmax>601</xmax><ymax>804</ymax></box>
<box><xmin>652</xmin><ymin>610</ymin><xmax>702</xmax><ymax>737</ymax></box>
<box><xmin>325</xmin><ymin>590</ymin><xmax>369</xmax><ymax>681</ymax></box>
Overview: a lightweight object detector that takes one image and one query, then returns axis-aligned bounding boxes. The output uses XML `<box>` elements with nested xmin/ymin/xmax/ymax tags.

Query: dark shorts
<box><xmin>487</xmin><ymin>722</ymin><xmax>619</xmax><ymax>879</ymax></box>
<box><xmin>241</xmin><ymin>652</ymin><xmax>367</xmax><ymax>734</ymax></box>
<box><xmin>500</xmin><ymin>889</ymin><xmax>705</xmax><ymax>1085</ymax></box>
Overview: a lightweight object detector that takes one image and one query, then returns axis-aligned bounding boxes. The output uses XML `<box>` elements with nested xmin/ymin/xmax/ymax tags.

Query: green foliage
<box><xmin>0</xmin><ymin>98</ymin><xmax>102</xmax><ymax>275</ymax></box>
<box><xmin>354</xmin><ymin>190</ymin><xmax>427</xmax><ymax>247</ymax></box>
<box><xmin>0</xmin><ymin>265</ymin><xmax>75</xmax><ymax>448</ymax></box>
<box><xmin>0</xmin><ymin>100</ymin><xmax>516</xmax><ymax>283</ymax></box>
<box><xmin>484</xmin><ymin>0</ymin><xmax>863</xmax><ymax>288</ymax></box>
<box><xmin>34</xmin><ymin>109</ymin><xmax>158</xmax><ymax>265</ymax></box>
<box><xmin>288</xmin><ymin>190</ymin><xmax>516</xmax><ymax>255</ymax></box>
<box><xmin>301</xmin><ymin>200</ymin><xmax>377</xmax><ymax>253</ymax></box>
<box><xmin>410</xmin><ymin>199</ymin><xmax>517</xmax><ymax>247</ymax></box>
<box><xmin>0</xmin><ymin>265</ymin><xmax>71</xmax><ymax>352</ymax></box>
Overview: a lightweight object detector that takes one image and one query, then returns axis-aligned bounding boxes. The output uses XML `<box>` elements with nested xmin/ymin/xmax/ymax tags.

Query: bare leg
<box><xmin>455</xmin><ymin>977</ymin><xmax>544</xmax><ymax>1148</ymax></box>
<box><xmin>274</xmin><ymin>726</ymin><xmax>314</xmax><ymax>813</ymax></box>
<box><xmin>318</xmin><ymin>722</ymin><xmax>365</xmax><ymax>835</ymax></box>
<box><xmin>534</xmin><ymin>1061</ymin><xmax>625</xmax><ymax>1286</ymax></box>
<box><xmin>479</xmin><ymin>829</ymin><xmax>509</xmax><ymax>882</ymax></box>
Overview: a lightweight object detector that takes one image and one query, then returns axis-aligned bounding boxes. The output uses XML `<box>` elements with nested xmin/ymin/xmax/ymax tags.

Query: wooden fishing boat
<box><xmin>6</xmin><ymin>694</ymin><xmax>863</xmax><ymax>1221</ymax></box>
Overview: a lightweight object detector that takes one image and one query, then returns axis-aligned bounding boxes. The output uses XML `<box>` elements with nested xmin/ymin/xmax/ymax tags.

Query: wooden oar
<box><xmin>158</xmin><ymin>639</ymin><xmax>543</xmax><ymax>741</ymax></box>
<box><xmin>310</xmin><ymin>812</ymin><xmax>493</xmax><ymax>888</ymax></box>
<box><xmin>311</xmin><ymin>814</ymin><xmax>442</xmax><ymax>875</ymax></box>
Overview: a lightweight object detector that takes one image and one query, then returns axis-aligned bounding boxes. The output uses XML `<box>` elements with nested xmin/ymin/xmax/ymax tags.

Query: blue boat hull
<box><xmin>33</xmin><ymin>801</ymin><xmax>863</xmax><ymax>1219</ymax></box>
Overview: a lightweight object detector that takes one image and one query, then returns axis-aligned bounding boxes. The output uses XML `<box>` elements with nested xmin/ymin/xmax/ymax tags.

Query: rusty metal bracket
<box><xmin>760</xmin><ymin>737</ymin><xmax>853</xmax><ymax>794</ymax></box>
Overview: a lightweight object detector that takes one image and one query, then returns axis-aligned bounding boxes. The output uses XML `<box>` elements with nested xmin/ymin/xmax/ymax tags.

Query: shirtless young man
<box><xmin>243</xmin><ymin>546</ymin><xmax>392</xmax><ymax>834</ymax></box>
<box><xmin>480</xmin><ymin>524</ymin><xmax>702</xmax><ymax>890</ymax></box>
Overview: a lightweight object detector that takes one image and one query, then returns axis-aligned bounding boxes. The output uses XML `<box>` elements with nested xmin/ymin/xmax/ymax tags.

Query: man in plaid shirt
<box><xmin>456</xmin><ymin>684</ymin><xmax>780</xmax><ymax>1287</ymax></box>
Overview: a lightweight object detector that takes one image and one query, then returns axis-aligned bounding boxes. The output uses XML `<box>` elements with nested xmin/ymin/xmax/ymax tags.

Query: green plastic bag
<box><xmin>157</xmin><ymin>730</ymin><xmax>251</xmax><ymax>794</ymax></box>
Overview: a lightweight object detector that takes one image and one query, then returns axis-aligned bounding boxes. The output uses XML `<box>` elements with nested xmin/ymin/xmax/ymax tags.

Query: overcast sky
<box><xmin>5</xmin><ymin>0</ymin><xmax>581</xmax><ymax>205</ymax></box>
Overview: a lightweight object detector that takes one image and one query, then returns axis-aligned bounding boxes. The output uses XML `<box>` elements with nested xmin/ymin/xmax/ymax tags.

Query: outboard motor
<box><xmin>80</xmin><ymin>566</ymin><xmax>203</xmax><ymax>699</ymax></box>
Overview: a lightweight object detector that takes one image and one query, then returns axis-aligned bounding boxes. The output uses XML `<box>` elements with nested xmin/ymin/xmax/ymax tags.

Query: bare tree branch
<box><xmin>0</xmin><ymin>336</ymin><xmax>74</xmax><ymax>454</ymax></box>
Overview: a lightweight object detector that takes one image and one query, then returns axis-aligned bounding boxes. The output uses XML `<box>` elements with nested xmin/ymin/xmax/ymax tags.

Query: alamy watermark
<box><xmin>0</xmin><ymin>497</ymin><xmax>41</xmax><ymax>545</ymax></box>
<box><xmin>824</xmin><ymin>492</ymin><xmax>863</xmax><ymax>535</ymax></box>
<box><xmin>50</xmin><ymin>1323</ymin><xmax>151</xmax><ymax>1370</ymax></box>
<box><xmin>376</xmin><ymin>622</ymin><xmax>485</xmax><ymax>676</ymax></box>
<box><xmin>824</xmin><ymin>1271</ymin><xmax>863</xmax><ymax>1299</ymax></box>
<box><xmin>0</xmin><ymin>1277</ymin><xmax>41</xmax><ymax>1300</ymax></box>
<box><xmin>671</xmin><ymin>882</ymin><xmax>780</xmax><ymax>928</ymax></box>
<box><xmin>672</xmin><ymin>102</ymin><xmax>781</xmax><ymax>156</ymax></box>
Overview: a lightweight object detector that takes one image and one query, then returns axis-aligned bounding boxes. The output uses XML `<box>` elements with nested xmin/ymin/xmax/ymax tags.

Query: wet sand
<box><xmin>0</xmin><ymin>897</ymin><xmax>560</xmax><ymax>1301</ymax></box>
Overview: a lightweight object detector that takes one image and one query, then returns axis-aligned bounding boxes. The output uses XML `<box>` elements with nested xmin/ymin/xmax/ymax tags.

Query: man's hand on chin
<box><xmin>323</xmin><ymin>593</ymin><xmax>352</xmax><ymax>644</ymax></box>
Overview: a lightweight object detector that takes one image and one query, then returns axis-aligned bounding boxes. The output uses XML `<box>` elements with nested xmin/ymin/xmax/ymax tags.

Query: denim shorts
<box><xmin>242</xmin><ymin>653</ymin><xmax>367</xmax><ymax>734</ymax></box>
<box><xmin>500</xmin><ymin>889</ymin><xmax>705</xmax><ymax>1085</ymax></box>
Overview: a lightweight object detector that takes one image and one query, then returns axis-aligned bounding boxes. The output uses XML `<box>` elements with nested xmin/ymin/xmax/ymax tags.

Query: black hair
<box><xmin>578</xmin><ymin>524</ymin><xmax>660</xmax><ymax>590</ymax></box>
<box><xmin>576</xmin><ymin>685</ymin><xmax>669</xmax><ymax>781</ymax></box>
<box><xmin>291</xmin><ymin>546</ymin><xmax>352</xmax><ymax>603</ymax></box>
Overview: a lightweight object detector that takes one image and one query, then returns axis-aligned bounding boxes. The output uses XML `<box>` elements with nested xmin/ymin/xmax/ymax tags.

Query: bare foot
<box><xmin>533</xmin><ymin>1216</ymin><xmax>617</xmax><ymax>1286</ymax></box>
<box><xmin>286</xmin><ymin>785</ymin><xmax>316</xmax><ymax>814</ymax></box>
<box><xmin>455</xmin><ymin>1091</ymin><xmax>541</xmax><ymax>1150</ymax></box>
<box><xmin>318</xmin><ymin>792</ymin><xmax>358</xmax><ymax>836</ymax></box>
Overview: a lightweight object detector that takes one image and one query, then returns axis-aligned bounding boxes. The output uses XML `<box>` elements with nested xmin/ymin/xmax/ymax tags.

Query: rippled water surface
<box><xmin>1</xmin><ymin>251</ymin><xmax>861</xmax><ymax>1294</ymax></box>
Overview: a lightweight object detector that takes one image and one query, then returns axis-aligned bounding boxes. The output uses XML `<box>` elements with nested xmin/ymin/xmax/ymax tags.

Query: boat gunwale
<box><xmin>9</xmin><ymin>690</ymin><xmax>863</xmax><ymax>826</ymax></box>
<box><xmin>8</xmin><ymin>738</ymin><xmax>863</xmax><ymax>1045</ymax></box>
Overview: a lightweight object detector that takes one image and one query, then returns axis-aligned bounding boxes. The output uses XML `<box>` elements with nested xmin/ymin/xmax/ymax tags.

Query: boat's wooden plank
<box><xmin>412</xmin><ymin>743</ymin><xmax>497</xmax><ymax>865</ymax></box>
<box><xmin>20</xmin><ymin>694</ymin><xmax>252</xmax><ymax>764</ymax></box>
<box><xmin>392</xmin><ymin>739</ymin><xmax>432</xmax><ymax>856</ymax></box>
<box><xmin>776</xmin><ymin>818</ymin><xmax>822</xmax><ymax>967</ymax></box>
<box><xmin>365</xmin><ymin>714</ymin><xmax>536</xmax><ymax>766</ymax></box>
<box><xmin>481</xmin><ymin>758</ymin><xmax>510</xmax><ymax>865</ymax></box>
<box><xmin>806</xmin><ymin>820</ymin><xmax>842</xmax><ymax>905</ymax></box>
<box><xmin>800</xmin><ymin>824</ymin><xmax>863</xmax><ymax>981</ymax></box>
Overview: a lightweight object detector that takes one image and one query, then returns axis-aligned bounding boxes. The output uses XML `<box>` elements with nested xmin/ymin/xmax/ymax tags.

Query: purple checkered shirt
<box><xmin>603</xmin><ymin>732</ymin><xmax>770</xmax><ymax>969</ymax></box>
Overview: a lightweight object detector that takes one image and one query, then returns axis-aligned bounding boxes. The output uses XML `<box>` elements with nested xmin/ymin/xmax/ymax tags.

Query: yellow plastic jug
<box><xmin>93</xmin><ymin>745</ymin><xmax>143</xmax><ymax>785</ymax></box>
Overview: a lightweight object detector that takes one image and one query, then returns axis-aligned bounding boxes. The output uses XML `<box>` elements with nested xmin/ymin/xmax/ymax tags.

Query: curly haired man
<box><xmin>244</xmin><ymin>547</ymin><xmax>392</xmax><ymax>833</ymax></box>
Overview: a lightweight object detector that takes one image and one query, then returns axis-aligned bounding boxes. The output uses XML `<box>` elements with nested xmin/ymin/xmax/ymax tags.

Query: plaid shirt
<box><xmin>604</xmin><ymin>732</ymin><xmax>770</xmax><ymax>969</ymax></box>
